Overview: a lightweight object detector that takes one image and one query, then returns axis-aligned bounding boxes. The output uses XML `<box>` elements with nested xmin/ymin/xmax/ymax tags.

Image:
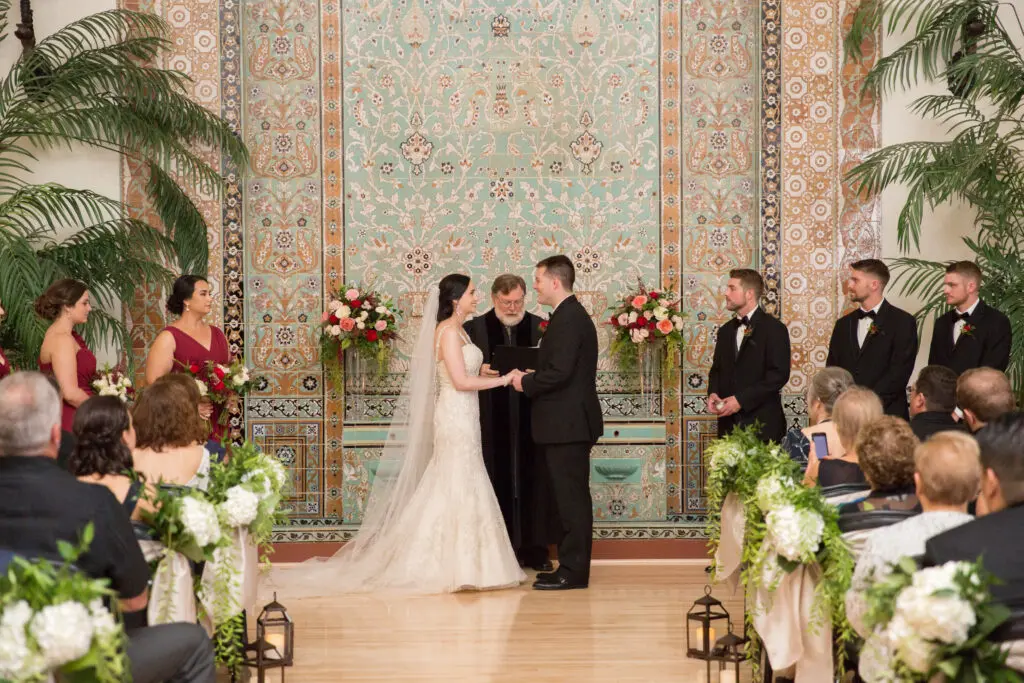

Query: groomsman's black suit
<box><xmin>826</xmin><ymin>300</ymin><xmax>918</xmax><ymax>419</ymax></box>
<box><xmin>927</xmin><ymin>300</ymin><xmax>1011</xmax><ymax>375</ymax></box>
<box><xmin>521</xmin><ymin>295</ymin><xmax>602</xmax><ymax>585</ymax></box>
<box><xmin>707</xmin><ymin>307</ymin><xmax>791</xmax><ymax>443</ymax></box>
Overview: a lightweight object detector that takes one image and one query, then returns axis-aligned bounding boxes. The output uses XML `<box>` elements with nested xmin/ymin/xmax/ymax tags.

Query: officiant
<box><xmin>465</xmin><ymin>274</ymin><xmax>559</xmax><ymax>571</ymax></box>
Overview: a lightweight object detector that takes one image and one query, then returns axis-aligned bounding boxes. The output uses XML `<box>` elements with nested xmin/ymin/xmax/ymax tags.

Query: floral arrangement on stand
<box><xmin>606</xmin><ymin>280</ymin><xmax>685</xmax><ymax>371</ymax></box>
<box><xmin>91</xmin><ymin>365</ymin><xmax>135</xmax><ymax>403</ymax></box>
<box><xmin>859</xmin><ymin>558</ymin><xmax>1022</xmax><ymax>683</ymax></box>
<box><xmin>0</xmin><ymin>526</ymin><xmax>129</xmax><ymax>682</ymax></box>
<box><xmin>179</xmin><ymin>359</ymin><xmax>259</xmax><ymax>426</ymax></box>
<box><xmin>704</xmin><ymin>425</ymin><xmax>856</xmax><ymax>673</ymax></box>
<box><xmin>319</xmin><ymin>283</ymin><xmax>402</xmax><ymax>383</ymax></box>
<box><xmin>137</xmin><ymin>443</ymin><xmax>287</xmax><ymax>671</ymax></box>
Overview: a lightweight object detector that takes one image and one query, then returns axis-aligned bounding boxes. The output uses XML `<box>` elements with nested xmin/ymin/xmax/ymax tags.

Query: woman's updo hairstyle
<box><xmin>68</xmin><ymin>396</ymin><xmax>133</xmax><ymax>477</ymax></box>
<box><xmin>436</xmin><ymin>274</ymin><xmax>470</xmax><ymax>322</ymax></box>
<box><xmin>166</xmin><ymin>275</ymin><xmax>208</xmax><ymax>316</ymax></box>
<box><xmin>34</xmin><ymin>279</ymin><xmax>88</xmax><ymax>321</ymax></box>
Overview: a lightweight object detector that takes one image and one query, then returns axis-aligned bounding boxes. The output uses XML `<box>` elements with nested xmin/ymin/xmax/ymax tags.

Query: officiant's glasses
<box><xmin>495</xmin><ymin>293</ymin><xmax>525</xmax><ymax>311</ymax></box>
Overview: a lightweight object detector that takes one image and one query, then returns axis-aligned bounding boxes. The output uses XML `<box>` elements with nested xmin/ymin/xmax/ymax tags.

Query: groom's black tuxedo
<box><xmin>826</xmin><ymin>300</ymin><xmax>918</xmax><ymax>418</ymax></box>
<box><xmin>927</xmin><ymin>300</ymin><xmax>1011</xmax><ymax>375</ymax></box>
<box><xmin>707</xmin><ymin>307</ymin><xmax>791</xmax><ymax>443</ymax></box>
<box><xmin>521</xmin><ymin>295</ymin><xmax>602</xmax><ymax>583</ymax></box>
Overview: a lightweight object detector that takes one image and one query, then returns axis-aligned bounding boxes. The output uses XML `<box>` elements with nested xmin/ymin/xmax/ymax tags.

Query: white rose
<box><xmin>375</xmin><ymin>306</ymin><xmax>387</xmax><ymax>314</ymax></box>
<box><xmin>362</xmin><ymin>301</ymin><xmax>372</xmax><ymax>310</ymax></box>
<box><xmin>654</xmin><ymin>306</ymin><xmax>669</xmax><ymax>320</ymax></box>
<box><xmin>232</xmin><ymin>374</ymin><xmax>245</xmax><ymax>386</ymax></box>
<box><xmin>29</xmin><ymin>602</ymin><xmax>94</xmax><ymax>669</ymax></box>
<box><xmin>338</xmin><ymin>305</ymin><xmax>351</xmax><ymax>318</ymax></box>
<box><xmin>672</xmin><ymin>315</ymin><xmax>684</xmax><ymax>331</ymax></box>
<box><xmin>359</xmin><ymin>310</ymin><xmax>369</xmax><ymax>320</ymax></box>
<box><xmin>628</xmin><ymin>311</ymin><xmax>638</xmax><ymax>323</ymax></box>
<box><xmin>122</xmin><ymin>378</ymin><xmax>132</xmax><ymax>387</ymax></box>
<box><xmin>858</xmin><ymin>632</ymin><xmax>898</xmax><ymax>683</ymax></box>
<box><xmin>220</xmin><ymin>485</ymin><xmax>260</xmax><ymax>527</ymax></box>
<box><xmin>180</xmin><ymin>496</ymin><xmax>222</xmax><ymax>547</ymax></box>
<box><xmin>194</xmin><ymin>379</ymin><xmax>208</xmax><ymax>397</ymax></box>
<box><xmin>356</xmin><ymin>321</ymin><xmax>366</xmax><ymax>330</ymax></box>
<box><xmin>894</xmin><ymin>570</ymin><xmax>976</xmax><ymax>646</ymax></box>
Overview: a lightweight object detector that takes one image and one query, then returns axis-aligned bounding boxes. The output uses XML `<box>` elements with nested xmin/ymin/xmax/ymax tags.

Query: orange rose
<box><xmin>631</xmin><ymin>295</ymin><xmax>648</xmax><ymax>308</ymax></box>
<box><xmin>340</xmin><ymin>317</ymin><xmax>356</xmax><ymax>332</ymax></box>
<box><xmin>656</xmin><ymin>318</ymin><xmax>674</xmax><ymax>335</ymax></box>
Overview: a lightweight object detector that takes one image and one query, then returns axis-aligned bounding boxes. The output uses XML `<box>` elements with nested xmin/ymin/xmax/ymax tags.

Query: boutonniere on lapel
<box><xmin>866</xmin><ymin>322</ymin><xmax>881</xmax><ymax>338</ymax></box>
<box><xmin>538</xmin><ymin>320</ymin><xmax>549</xmax><ymax>335</ymax></box>
<box><xmin>742</xmin><ymin>325</ymin><xmax>754</xmax><ymax>338</ymax></box>
<box><xmin>960</xmin><ymin>323</ymin><xmax>975</xmax><ymax>337</ymax></box>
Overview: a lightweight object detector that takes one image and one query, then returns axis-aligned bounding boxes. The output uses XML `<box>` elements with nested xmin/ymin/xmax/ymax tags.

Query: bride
<box><xmin>273</xmin><ymin>274</ymin><xmax>527</xmax><ymax>594</ymax></box>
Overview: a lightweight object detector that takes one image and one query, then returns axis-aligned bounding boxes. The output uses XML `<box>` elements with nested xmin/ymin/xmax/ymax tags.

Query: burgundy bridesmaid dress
<box><xmin>38</xmin><ymin>331</ymin><xmax>97</xmax><ymax>432</ymax></box>
<box><xmin>0</xmin><ymin>347</ymin><xmax>11</xmax><ymax>380</ymax></box>
<box><xmin>164</xmin><ymin>325</ymin><xmax>231</xmax><ymax>441</ymax></box>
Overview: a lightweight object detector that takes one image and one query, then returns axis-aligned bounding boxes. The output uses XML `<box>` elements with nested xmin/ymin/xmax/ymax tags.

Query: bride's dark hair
<box><xmin>437</xmin><ymin>274</ymin><xmax>470</xmax><ymax>322</ymax></box>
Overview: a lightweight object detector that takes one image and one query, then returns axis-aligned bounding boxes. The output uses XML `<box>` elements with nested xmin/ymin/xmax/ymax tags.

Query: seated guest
<box><xmin>924</xmin><ymin>413</ymin><xmax>1024</xmax><ymax>604</ymax></box>
<box><xmin>804</xmin><ymin>386</ymin><xmax>882</xmax><ymax>488</ymax></box>
<box><xmin>839</xmin><ymin>416</ymin><xmax>921</xmax><ymax>513</ymax></box>
<box><xmin>0</xmin><ymin>372</ymin><xmax>215</xmax><ymax>683</ymax></box>
<box><xmin>782</xmin><ymin>367</ymin><xmax>854</xmax><ymax>469</ymax></box>
<box><xmin>155</xmin><ymin>372</ymin><xmax>227</xmax><ymax>462</ymax></box>
<box><xmin>909</xmin><ymin>365</ymin><xmax>966</xmax><ymax>441</ymax></box>
<box><xmin>132</xmin><ymin>378</ymin><xmax>213</xmax><ymax>490</ymax></box>
<box><xmin>69</xmin><ymin>396</ymin><xmax>155</xmax><ymax>522</ymax></box>
<box><xmin>957</xmin><ymin>367</ymin><xmax>1017</xmax><ymax>433</ymax></box>
<box><xmin>846</xmin><ymin>431</ymin><xmax>980</xmax><ymax>636</ymax></box>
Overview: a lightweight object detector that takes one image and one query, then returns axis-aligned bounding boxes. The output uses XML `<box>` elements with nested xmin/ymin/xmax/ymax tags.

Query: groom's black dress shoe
<box><xmin>532</xmin><ymin>574</ymin><xmax>588</xmax><ymax>591</ymax></box>
<box><xmin>529</xmin><ymin>560</ymin><xmax>554</xmax><ymax>572</ymax></box>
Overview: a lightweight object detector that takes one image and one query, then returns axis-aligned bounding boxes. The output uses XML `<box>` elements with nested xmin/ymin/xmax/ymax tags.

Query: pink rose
<box><xmin>656</xmin><ymin>318</ymin><xmax>674</xmax><ymax>335</ymax></box>
<box><xmin>374</xmin><ymin>320</ymin><xmax>388</xmax><ymax>331</ymax></box>
<box><xmin>340</xmin><ymin>317</ymin><xmax>356</xmax><ymax>332</ymax></box>
<box><xmin>345</xmin><ymin>288</ymin><xmax>360</xmax><ymax>301</ymax></box>
<box><xmin>631</xmin><ymin>295</ymin><xmax>648</xmax><ymax>308</ymax></box>
<box><xmin>321</xmin><ymin>311</ymin><xmax>330</xmax><ymax>322</ymax></box>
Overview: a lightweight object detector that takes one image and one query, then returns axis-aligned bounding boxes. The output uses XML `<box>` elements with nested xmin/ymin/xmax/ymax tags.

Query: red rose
<box><xmin>213</xmin><ymin>380</ymin><xmax>226</xmax><ymax>391</ymax></box>
<box><xmin>351</xmin><ymin>299</ymin><xmax>362</xmax><ymax>308</ymax></box>
<box><xmin>539</xmin><ymin>321</ymin><xmax>549</xmax><ymax>329</ymax></box>
<box><xmin>366</xmin><ymin>329</ymin><xmax>379</xmax><ymax>342</ymax></box>
<box><xmin>328</xmin><ymin>313</ymin><xmax>340</xmax><ymax>325</ymax></box>
<box><xmin>189</xmin><ymin>363</ymin><xmax>200</xmax><ymax>374</ymax></box>
<box><xmin>647</xmin><ymin>320</ymin><xmax>657</xmax><ymax>331</ymax></box>
<box><xmin>649</xmin><ymin>291</ymin><xmax>660</xmax><ymax>299</ymax></box>
<box><xmin>213</xmin><ymin>366</ymin><xmax>226</xmax><ymax>380</ymax></box>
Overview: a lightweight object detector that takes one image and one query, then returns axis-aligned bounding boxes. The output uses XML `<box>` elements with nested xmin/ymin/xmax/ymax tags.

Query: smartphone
<box><xmin>811</xmin><ymin>432</ymin><xmax>830</xmax><ymax>459</ymax></box>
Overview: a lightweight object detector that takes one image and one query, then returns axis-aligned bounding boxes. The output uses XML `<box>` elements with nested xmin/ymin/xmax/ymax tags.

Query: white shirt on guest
<box><xmin>953</xmin><ymin>298</ymin><xmax>980</xmax><ymax>344</ymax></box>
<box><xmin>845</xmin><ymin>510</ymin><xmax>973</xmax><ymax>637</ymax></box>
<box><xmin>856</xmin><ymin>299</ymin><xmax>885</xmax><ymax>348</ymax></box>
<box><xmin>735</xmin><ymin>306</ymin><xmax>758</xmax><ymax>354</ymax></box>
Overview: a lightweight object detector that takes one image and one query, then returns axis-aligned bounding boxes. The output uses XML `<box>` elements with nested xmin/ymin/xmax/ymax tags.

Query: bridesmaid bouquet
<box><xmin>180</xmin><ymin>360</ymin><xmax>260</xmax><ymax>425</ymax></box>
<box><xmin>319</xmin><ymin>283</ymin><xmax>403</xmax><ymax>380</ymax></box>
<box><xmin>606</xmin><ymin>279</ymin><xmax>685</xmax><ymax>370</ymax></box>
<box><xmin>0</xmin><ymin>526</ymin><xmax>129</xmax><ymax>683</ymax></box>
<box><xmin>91</xmin><ymin>365</ymin><xmax>135</xmax><ymax>403</ymax></box>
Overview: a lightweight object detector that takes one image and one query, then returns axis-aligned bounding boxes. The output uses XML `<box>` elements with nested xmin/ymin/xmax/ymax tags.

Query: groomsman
<box><xmin>928</xmin><ymin>260</ymin><xmax>1011</xmax><ymax>375</ymax></box>
<box><xmin>707</xmin><ymin>269</ymin><xmax>791</xmax><ymax>443</ymax></box>
<box><xmin>826</xmin><ymin>259</ymin><xmax>918</xmax><ymax>418</ymax></box>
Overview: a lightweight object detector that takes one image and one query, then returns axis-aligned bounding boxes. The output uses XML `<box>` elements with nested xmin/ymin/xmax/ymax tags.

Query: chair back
<box><xmin>822</xmin><ymin>482</ymin><xmax>871</xmax><ymax>506</ymax></box>
<box><xmin>993</xmin><ymin>603</ymin><xmax>1024</xmax><ymax>643</ymax></box>
<box><xmin>839</xmin><ymin>509</ymin><xmax>918</xmax><ymax>559</ymax></box>
<box><xmin>0</xmin><ymin>548</ymin><xmax>16</xmax><ymax>573</ymax></box>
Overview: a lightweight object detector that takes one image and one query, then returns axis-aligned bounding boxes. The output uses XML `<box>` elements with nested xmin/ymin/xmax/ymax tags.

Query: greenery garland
<box><xmin>704</xmin><ymin>425</ymin><xmax>856</xmax><ymax>673</ymax></box>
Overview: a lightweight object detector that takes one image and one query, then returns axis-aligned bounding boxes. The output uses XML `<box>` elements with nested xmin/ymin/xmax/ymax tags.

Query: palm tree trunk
<box><xmin>14</xmin><ymin>0</ymin><xmax>36</xmax><ymax>54</ymax></box>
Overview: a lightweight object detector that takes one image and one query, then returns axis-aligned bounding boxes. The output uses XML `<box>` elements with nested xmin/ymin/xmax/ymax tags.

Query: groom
<box><xmin>512</xmin><ymin>255</ymin><xmax>602</xmax><ymax>590</ymax></box>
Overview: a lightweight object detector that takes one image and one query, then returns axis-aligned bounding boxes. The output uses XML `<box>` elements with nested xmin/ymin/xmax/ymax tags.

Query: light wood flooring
<box><xmin>259</xmin><ymin>561</ymin><xmax>753</xmax><ymax>682</ymax></box>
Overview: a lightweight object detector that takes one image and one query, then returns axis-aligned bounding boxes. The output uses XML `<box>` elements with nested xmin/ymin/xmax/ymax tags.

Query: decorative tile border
<box><xmin>271</xmin><ymin>522</ymin><xmax>709</xmax><ymax>544</ymax></box>
<box><xmin>760</xmin><ymin>0</ymin><xmax>783</xmax><ymax>315</ymax></box>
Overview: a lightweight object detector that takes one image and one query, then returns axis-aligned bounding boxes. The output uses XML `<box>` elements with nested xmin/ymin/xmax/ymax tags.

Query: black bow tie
<box><xmin>737</xmin><ymin>316</ymin><xmax>750</xmax><ymax>327</ymax></box>
<box><xmin>856</xmin><ymin>309</ymin><xmax>877</xmax><ymax>320</ymax></box>
<box><xmin>955</xmin><ymin>311</ymin><xmax>971</xmax><ymax>322</ymax></box>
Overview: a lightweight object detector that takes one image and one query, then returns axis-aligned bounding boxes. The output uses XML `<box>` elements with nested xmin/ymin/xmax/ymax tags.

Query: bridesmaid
<box><xmin>145</xmin><ymin>275</ymin><xmax>231</xmax><ymax>441</ymax></box>
<box><xmin>37</xmin><ymin>279</ymin><xmax>97</xmax><ymax>434</ymax></box>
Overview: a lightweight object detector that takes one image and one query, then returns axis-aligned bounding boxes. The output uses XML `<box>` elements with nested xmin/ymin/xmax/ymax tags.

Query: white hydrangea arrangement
<box><xmin>0</xmin><ymin>527</ymin><xmax>128</xmax><ymax>682</ymax></box>
<box><xmin>91</xmin><ymin>366</ymin><xmax>134</xmax><ymax>403</ymax></box>
<box><xmin>860</xmin><ymin>558</ymin><xmax>1016</xmax><ymax>682</ymax></box>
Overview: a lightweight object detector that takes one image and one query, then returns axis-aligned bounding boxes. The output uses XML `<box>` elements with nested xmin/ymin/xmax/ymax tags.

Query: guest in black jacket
<box><xmin>928</xmin><ymin>261</ymin><xmax>1011</xmax><ymax>375</ymax></box>
<box><xmin>956</xmin><ymin>367</ymin><xmax>1018</xmax><ymax>433</ymax></box>
<box><xmin>707</xmin><ymin>269</ymin><xmax>791</xmax><ymax>443</ymax></box>
<box><xmin>514</xmin><ymin>255</ymin><xmax>602</xmax><ymax>591</ymax></box>
<box><xmin>826</xmin><ymin>259</ymin><xmax>918</xmax><ymax>418</ymax></box>
<box><xmin>924</xmin><ymin>413</ymin><xmax>1024</xmax><ymax>605</ymax></box>
<box><xmin>909</xmin><ymin>365</ymin><xmax>967</xmax><ymax>441</ymax></box>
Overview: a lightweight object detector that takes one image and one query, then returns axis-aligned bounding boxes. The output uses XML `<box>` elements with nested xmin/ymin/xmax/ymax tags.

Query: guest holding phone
<box><xmin>804</xmin><ymin>386</ymin><xmax>882</xmax><ymax>488</ymax></box>
<box><xmin>781</xmin><ymin>367</ymin><xmax>854</xmax><ymax>469</ymax></box>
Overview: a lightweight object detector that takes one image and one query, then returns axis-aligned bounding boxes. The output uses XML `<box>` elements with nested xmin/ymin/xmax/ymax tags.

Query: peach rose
<box><xmin>656</xmin><ymin>318</ymin><xmax>674</xmax><ymax>335</ymax></box>
<box><xmin>340</xmin><ymin>317</ymin><xmax>356</xmax><ymax>332</ymax></box>
<box><xmin>631</xmin><ymin>295</ymin><xmax>648</xmax><ymax>308</ymax></box>
<box><xmin>374</xmin><ymin>320</ymin><xmax>388</xmax><ymax>331</ymax></box>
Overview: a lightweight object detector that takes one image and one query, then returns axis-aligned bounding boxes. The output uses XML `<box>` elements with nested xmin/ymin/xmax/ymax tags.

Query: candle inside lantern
<box><xmin>264</xmin><ymin>633</ymin><xmax>285</xmax><ymax>659</ymax></box>
<box><xmin>719</xmin><ymin>670</ymin><xmax>737</xmax><ymax>683</ymax></box>
<box><xmin>691</xmin><ymin>626</ymin><xmax>715</xmax><ymax>650</ymax></box>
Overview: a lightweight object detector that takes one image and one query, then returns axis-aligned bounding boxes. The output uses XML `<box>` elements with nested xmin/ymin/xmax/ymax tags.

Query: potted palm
<box><xmin>844</xmin><ymin>0</ymin><xmax>1024</xmax><ymax>398</ymax></box>
<box><xmin>0</xmin><ymin>0</ymin><xmax>247</xmax><ymax>367</ymax></box>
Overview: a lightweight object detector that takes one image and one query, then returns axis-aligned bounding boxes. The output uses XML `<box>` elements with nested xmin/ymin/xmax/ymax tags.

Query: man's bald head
<box><xmin>0</xmin><ymin>372</ymin><xmax>63</xmax><ymax>457</ymax></box>
<box><xmin>957</xmin><ymin>368</ymin><xmax>1016</xmax><ymax>432</ymax></box>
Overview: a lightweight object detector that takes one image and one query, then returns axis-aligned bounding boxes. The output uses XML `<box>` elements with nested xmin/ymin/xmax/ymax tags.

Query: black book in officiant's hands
<box><xmin>492</xmin><ymin>345</ymin><xmax>539</xmax><ymax>374</ymax></box>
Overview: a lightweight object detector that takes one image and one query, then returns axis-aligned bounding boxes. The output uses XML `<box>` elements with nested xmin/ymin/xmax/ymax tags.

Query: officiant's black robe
<box><xmin>464</xmin><ymin>309</ymin><xmax>560</xmax><ymax>564</ymax></box>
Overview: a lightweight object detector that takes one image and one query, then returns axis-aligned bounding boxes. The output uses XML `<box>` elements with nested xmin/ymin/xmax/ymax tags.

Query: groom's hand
<box><xmin>511</xmin><ymin>371</ymin><xmax>525</xmax><ymax>392</ymax></box>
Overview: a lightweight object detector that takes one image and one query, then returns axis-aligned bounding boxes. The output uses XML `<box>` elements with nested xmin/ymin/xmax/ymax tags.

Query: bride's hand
<box><xmin>480</xmin><ymin>363</ymin><xmax>500</xmax><ymax>377</ymax></box>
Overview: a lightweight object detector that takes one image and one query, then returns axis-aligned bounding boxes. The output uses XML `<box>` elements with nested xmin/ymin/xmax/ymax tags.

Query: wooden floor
<box><xmin>262</xmin><ymin>561</ymin><xmax>752</xmax><ymax>682</ymax></box>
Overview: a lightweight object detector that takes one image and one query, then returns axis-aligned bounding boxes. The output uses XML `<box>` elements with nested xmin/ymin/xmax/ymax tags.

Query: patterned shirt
<box><xmin>846</xmin><ymin>510</ymin><xmax>973</xmax><ymax>636</ymax></box>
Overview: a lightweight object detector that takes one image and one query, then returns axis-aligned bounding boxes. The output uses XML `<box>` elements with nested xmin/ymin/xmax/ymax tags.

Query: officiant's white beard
<box><xmin>494</xmin><ymin>309</ymin><xmax>525</xmax><ymax>327</ymax></box>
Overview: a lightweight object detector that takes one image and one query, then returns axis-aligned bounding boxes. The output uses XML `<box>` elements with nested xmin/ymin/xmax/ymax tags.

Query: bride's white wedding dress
<box><xmin>271</xmin><ymin>323</ymin><xmax>525</xmax><ymax>595</ymax></box>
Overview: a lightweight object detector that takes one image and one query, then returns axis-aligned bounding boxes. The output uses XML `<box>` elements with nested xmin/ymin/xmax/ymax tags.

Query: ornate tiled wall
<box><xmin>121</xmin><ymin>0</ymin><xmax>879</xmax><ymax>541</ymax></box>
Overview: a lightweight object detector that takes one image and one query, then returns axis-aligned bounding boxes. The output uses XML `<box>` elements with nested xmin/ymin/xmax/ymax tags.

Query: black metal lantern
<box><xmin>710</xmin><ymin>621</ymin><xmax>748</xmax><ymax>683</ymax></box>
<box><xmin>686</xmin><ymin>585</ymin><xmax>730</xmax><ymax>681</ymax></box>
<box><xmin>242</xmin><ymin>593</ymin><xmax>294</xmax><ymax>682</ymax></box>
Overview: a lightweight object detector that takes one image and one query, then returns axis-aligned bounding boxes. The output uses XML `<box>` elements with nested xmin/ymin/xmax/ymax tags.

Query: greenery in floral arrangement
<box><xmin>205</xmin><ymin>440</ymin><xmax>289</xmax><ymax>555</ymax></box>
<box><xmin>0</xmin><ymin>525</ymin><xmax>129</xmax><ymax>682</ymax></box>
<box><xmin>138</xmin><ymin>485</ymin><xmax>224</xmax><ymax>564</ymax></box>
<box><xmin>605</xmin><ymin>279</ymin><xmax>686</xmax><ymax>372</ymax></box>
<box><xmin>859</xmin><ymin>557</ymin><xmax>1021</xmax><ymax>682</ymax></box>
